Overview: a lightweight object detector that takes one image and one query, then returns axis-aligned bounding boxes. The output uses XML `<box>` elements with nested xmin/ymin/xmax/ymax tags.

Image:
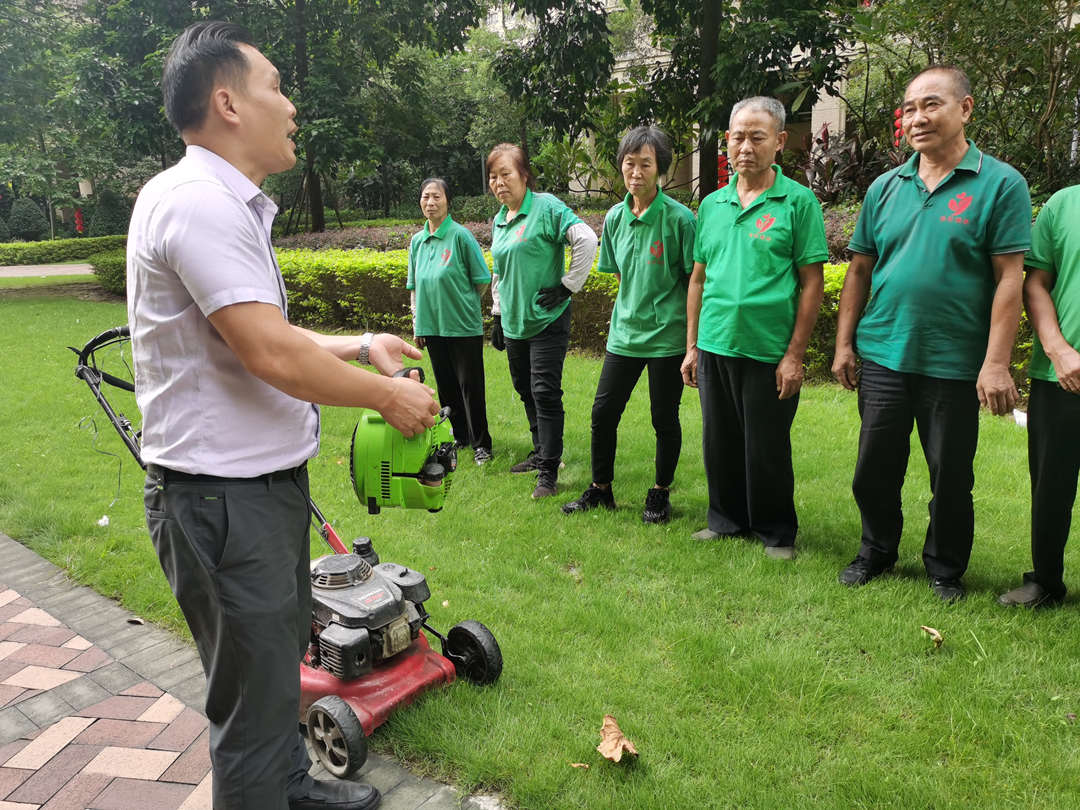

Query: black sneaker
<box><xmin>532</xmin><ymin>467</ymin><xmax>558</xmax><ymax>499</ymax></box>
<box><xmin>930</xmin><ymin>577</ymin><xmax>965</xmax><ymax>602</ymax></box>
<box><xmin>510</xmin><ymin>451</ymin><xmax>539</xmax><ymax>474</ymax></box>
<box><xmin>642</xmin><ymin>488</ymin><xmax>671</xmax><ymax>524</ymax></box>
<box><xmin>474</xmin><ymin>447</ymin><xmax>493</xmax><ymax>466</ymax></box>
<box><xmin>837</xmin><ymin>557</ymin><xmax>892</xmax><ymax>586</ymax></box>
<box><xmin>562</xmin><ymin>485</ymin><xmax>615</xmax><ymax>514</ymax></box>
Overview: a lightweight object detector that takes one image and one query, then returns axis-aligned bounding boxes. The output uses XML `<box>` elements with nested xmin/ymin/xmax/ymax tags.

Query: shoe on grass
<box><xmin>474</xmin><ymin>446</ymin><xmax>493</xmax><ymax>466</ymax></box>
<box><xmin>562</xmin><ymin>484</ymin><xmax>615</xmax><ymax>514</ymax></box>
<box><xmin>997</xmin><ymin>580</ymin><xmax>1061</xmax><ymax>608</ymax></box>
<box><xmin>532</xmin><ymin>468</ymin><xmax>558</xmax><ymax>499</ymax></box>
<box><xmin>838</xmin><ymin>557</ymin><xmax>892</xmax><ymax>586</ymax></box>
<box><xmin>642</xmin><ymin>488</ymin><xmax>671</xmax><ymax>524</ymax></box>
<box><xmin>764</xmin><ymin>545</ymin><xmax>795</xmax><ymax>561</ymax></box>
<box><xmin>510</xmin><ymin>451</ymin><xmax>539</xmax><ymax>473</ymax></box>
<box><xmin>930</xmin><ymin>577</ymin><xmax>965</xmax><ymax>602</ymax></box>
<box><xmin>691</xmin><ymin>528</ymin><xmax>720</xmax><ymax>541</ymax></box>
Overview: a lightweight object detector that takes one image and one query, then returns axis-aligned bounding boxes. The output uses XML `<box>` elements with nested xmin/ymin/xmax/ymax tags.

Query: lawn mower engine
<box><xmin>300</xmin><ymin>400</ymin><xmax>502</xmax><ymax>779</ymax></box>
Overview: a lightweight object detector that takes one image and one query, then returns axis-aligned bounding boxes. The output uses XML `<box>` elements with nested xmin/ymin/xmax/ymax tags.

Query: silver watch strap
<box><xmin>357</xmin><ymin>332</ymin><xmax>374</xmax><ymax>365</ymax></box>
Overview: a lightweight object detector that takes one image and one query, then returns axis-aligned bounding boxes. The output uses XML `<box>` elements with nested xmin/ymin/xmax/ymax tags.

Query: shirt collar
<box><xmin>623</xmin><ymin>187</ymin><xmax>665</xmax><ymax>225</ymax></box>
<box><xmin>715</xmin><ymin>165</ymin><xmax>787</xmax><ymax>206</ymax></box>
<box><xmin>419</xmin><ymin>216</ymin><xmax>455</xmax><ymax>243</ymax></box>
<box><xmin>184</xmin><ymin>145</ymin><xmax>278</xmax><ymax>237</ymax></box>
<box><xmin>897</xmin><ymin>139</ymin><xmax>983</xmax><ymax>178</ymax></box>
<box><xmin>496</xmin><ymin>188</ymin><xmax>534</xmax><ymax>227</ymax></box>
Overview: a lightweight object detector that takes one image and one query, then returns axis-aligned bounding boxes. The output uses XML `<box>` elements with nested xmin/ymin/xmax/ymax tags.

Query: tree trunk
<box><xmin>293</xmin><ymin>0</ymin><xmax>324</xmax><ymax>232</ymax></box>
<box><xmin>307</xmin><ymin>159</ymin><xmax>326</xmax><ymax>233</ymax></box>
<box><xmin>697</xmin><ymin>1</ymin><xmax>720</xmax><ymax>201</ymax></box>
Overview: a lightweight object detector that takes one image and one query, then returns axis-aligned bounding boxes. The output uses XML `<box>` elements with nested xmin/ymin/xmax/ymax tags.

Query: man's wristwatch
<box><xmin>356</xmin><ymin>332</ymin><xmax>374</xmax><ymax>365</ymax></box>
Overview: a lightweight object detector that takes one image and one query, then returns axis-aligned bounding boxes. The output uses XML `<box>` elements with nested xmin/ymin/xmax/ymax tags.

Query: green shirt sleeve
<box><xmin>693</xmin><ymin>201</ymin><xmax>712</xmax><ymax>264</ymax></box>
<box><xmin>986</xmin><ymin>172</ymin><xmax>1032</xmax><ymax>255</ymax></box>
<box><xmin>460</xmin><ymin>229</ymin><xmax>491</xmax><ymax>284</ymax></box>
<box><xmin>597</xmin><ymin>209</ymin><xmax>618</xmax><ymax>274</ymax></box>
<box><xmin>792</xmin><ymin>190</ymin><xmax>829</xmax><ymax>267</ymax></box>
<box><xmin>549</xmin><ymin>196</ymin><xmax>583</xmax><ymax>241</ymax></box>
<box><xmin>849</xmin><ymin>177</ymin><xmax>882</xmax><ymax>256</ymax></box>
<box><xmin>1026</xmin><ymin>199</ymin><xmax>1056</xmax><ymax>273</ymax></box>
<box><xmin>678</xmin><ymin>209</ymin><xmax>697</xmax><ymax>275</ymax></box>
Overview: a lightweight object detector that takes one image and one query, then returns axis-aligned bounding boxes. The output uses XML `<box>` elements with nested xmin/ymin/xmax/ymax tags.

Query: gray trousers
<box><xmin>144</xmin><ymin>464</ymin><xmax>314</xmax><ymax>810</ymax></box>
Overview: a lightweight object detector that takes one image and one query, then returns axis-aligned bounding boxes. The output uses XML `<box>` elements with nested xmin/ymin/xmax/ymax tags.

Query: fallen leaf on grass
<box><xmin>920</xmin><ymin>625</ymin><xmax>944</xmax><ymax>648</ymax></box>
<box><xmin>570</xmin><ymin>762</ymin><xmax>590</xmax><ymax>769</ymax></box>
<box><xmin>597</xmin><ymin>714</ymin><xmax>638</xmax><ymax>762</ymax></box>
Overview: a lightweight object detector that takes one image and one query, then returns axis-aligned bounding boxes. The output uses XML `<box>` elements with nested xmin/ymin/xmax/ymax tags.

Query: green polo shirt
<box><xmin>491</xmin><ymin>189</ymin><xmax>582</xmax><ymax>340</ymax></box>
<box><xmin>1027</xmin><ymin>185</ymin><xmax>1080</xmax><ymax>383</ymax></box>
<box><xmin>693</xmin><ymin>166</ymin><xmax>828</xmax><ymax>364</ymax></box>
<box><xmin>849</xmin><ymin>140</ymin><xmax>1031</xmax><ymax>380</ymax></box>
<box><xmin>406</xmin><ymin>217</ymin><xmax>491</xmax><ymax>337</ymax></box>
<box><xmin>598</xmin><ymin>189</ymin><xmax>697</xmax><ymax>357</ymax></box>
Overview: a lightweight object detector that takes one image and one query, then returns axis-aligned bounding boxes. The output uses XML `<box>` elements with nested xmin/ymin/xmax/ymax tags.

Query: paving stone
<box><xmin>62</xmin><ymin>648</ymin><xmax>110</xmax><ymax>674</ymax></box>
<box><xmin>416</xmin><ymin>785</ymin><xmax>463</xmax><ymax>809</ymax></box>
<box><xmin>138</xmin><ymin>695</ymin><xmax>185</xmax><ymax>726</ymax></box>
<box><xmin>6</xmin><ymin>646</ymin><xmax>79</xmax><ymax>670</ymax></box>
<box><xmin>128</xmin><ymin>647</ymin><xmax>195</xmax><ymax>680</ymax></box>
<box><xmin>59</xmin><ymin>638</ymin><xmax>90</xmax><ymax>652</ymax></box>
<box><xmin>7</xmin><ymin>744</ymin><xmax>101</xmax><ymax>804</ymax></box>
<box><xmin>4</xmin><ymin>717</ymin><xmax>93</xmax><ymax>769</ymax></box>
<box><xmin>6</xmin><ymin>629</ymin><xmax>75</xmax><ymax>648</ymax></box>
<box><xmin>0</xmin><ymin>626</ymin><xmax>22</xmax><ymax>642</ymax></box>
<box><xmin>352</xmin><ymin>754</ymin><xmax>407</xmax><ymax>795</ymax></box>
<box><xmin>12</xmin><ymin>692</ymin><xmax>75</xmax><ymax>729</ymax></box>
<box><xmin>76</xmin><ymin>696</ymin><xmax>156</xmax><ymax>721</ymax></box>
<box><xmin>0</xmin><ymin>708</ymin><xmax>35</xmax><ymax>745</ymax></box>
<box><xmin>120</xmin><ymin>641</ymin><xmax>182</xmax><ymax>673</ymax></box>
<box><xmin>75</xmin><ymin>719</ymin><xmax>167</xmax><ymax>748</ymax></box>
<box><xmin>0</xmin><ymin>593</ymin><xmax>19</xmax><ymax>609</ymax></box>
<box><xmin>0</xmin><ymin>686</ymin><xmax>25</xmax><ymax>709</ymax></box>
<box><xmin>159</xmin><ymin>730</ymin><xmax>210</xmax><ymax>785</ymax></box>
<box><xmin>0</xmin><ymin>645</ymin><xmax>25</xmax><ymax>664</ymax></box>
<box><xmin>147</xmin><ymin>709</ymin><xmax>205</xmax><ymax>752</ymax></box>
<box><xmin>0</xmin><ymin>603</ymin><xmax>32</xmax><ymax>624</ymax></box>
<box><xmin>38</xmin><ymin>772</ymin><xmax>112</xmax><ymax>810</ymax></box>
<box><xmin>4</xmin><ymin>691</ymin><xmax>40</xmax><ymax>710</ymax></box>
<box><xmin>167</xmin><ymin>678</ymin><xmax>206</xmax><ymax>712</ymax></box>
<box><xmin>152</xmin><ymin>660</ymin><xmax>204</xmax><ymax>692</ymax></box>
<box><xmin>83</xmin><ymin>747</ymin><xmax>178</xmax><ymax>780</ymax></box>
<box><xmin>38</xmin><ymin>592</ymin><xmax>100</xmax><ymax>621</ymax></box>
<box><xmin>89</xmin><ymin>776</ymin><xmax>194</xmax><ymax>810</ymax></box>
<box><xmin>375</xmin><ymin>776</ymin><xmax>440</xmax><ymax>810</ymax></box>
<box><xmin>101</xmin><ymin>630</ymin><xmax>166</xmax><ymax>661</ymax></box>
<box><xmin>2</xmin><ymin>667</ymin><xmax>81</xmax><ymax>691</ymax></box>
<box><xmin>119</xmin><ymin>682</ymin><xmax>162</xmax><ymax>699</ymax></box>
<box><xmin>49</xmin><ymin>677</ymin><xmax>109</xmax><ymax>713</ymax></box>
<box><xmin>176</xmin><ymin>771</ymin><xmax>211</xmax><ymax>810</ymax></box>
<box><xmin>0</xmin><ymin>797</ymin><xmax>38</xmax><ymax>809</ymax></box>
<box><xmin>0</xmin><ymin>766</ymin><xmax>32</xmax><ymax>799</ymax></box>
<box><xmin>0</xmin><ymin>740</ymin><xmax>30</xmax><ymax>768</ymax></box>
<box><xmin>0</xmin><ymin>664</ymin><xmax>24</xmax><ymax>683</ymax></box>
<box><xmin>8</xmin><ymin>609</ymin><xmax>61</xmax><ymax>628</ymax></box>
<box><xmin>86</xmin><ymin>663</ymin><xmax>141</xmax><ymax>694</ymax></box>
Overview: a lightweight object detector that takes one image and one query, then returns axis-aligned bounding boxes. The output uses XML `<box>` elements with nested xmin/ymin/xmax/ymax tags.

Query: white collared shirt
<box><xmin>126</xmin><ymin>145</ymin><xmax>319</xmax><ymax>476</ymax></box>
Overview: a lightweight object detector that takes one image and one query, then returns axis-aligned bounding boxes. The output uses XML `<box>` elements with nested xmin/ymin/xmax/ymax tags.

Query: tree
<box><xmin>87</xmin><ymin>188</ymin><xmax>131</xmax><ymax>236</ymax></box>
<box><xmin>8</xmin><ymin>198</ymin><xmax>50</xmax><ymax>241</ymax></box>
<box><xmin>634</xmin><ymin>0</ymin><xmax>853</xmax><ymax>198</ymax></box>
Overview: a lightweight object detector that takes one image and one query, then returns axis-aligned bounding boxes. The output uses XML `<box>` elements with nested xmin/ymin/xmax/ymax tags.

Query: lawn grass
<box><xmin>2</xmin><ymin>292</ymin><xmax>1079</xmax><ymax>808</ymax></box>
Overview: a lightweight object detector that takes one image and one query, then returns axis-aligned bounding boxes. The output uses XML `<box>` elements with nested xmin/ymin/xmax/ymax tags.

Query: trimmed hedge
<box><xmin>87</xmin><ymin>189</ymin><xmax>131</xmax><ymax>237</ymax></box>
<box><xmin>0</xmin><ymin>216</ymin><xmax>9</xmax><ymax>242</ymax></box>
<box><xmin>88</xmin><ymin>249</ymin><xmax>127</xmax><ymax>296</ymax></box>
<box><xmin>0</xmin><ymin>235</ymin><xmax>127</xmax><ymax>266</ymax></box>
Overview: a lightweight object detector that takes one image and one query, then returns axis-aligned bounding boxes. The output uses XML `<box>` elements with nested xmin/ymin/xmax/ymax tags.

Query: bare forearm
<box><xmin>984</xmin><ymin>262</ymin><xmax>1023</xmax><ymax>368</ymax></box>
<box><xmin>785</xmin><ymin>265</ymin><xmax>825</xmax><ymax>361</ymax></box>
<box><xmin>1025</xmin><ymin>271</ymin><xmax>1070</xmax><ymax>358</ymax></box>
<box><xmin>290</xmin><ymin>324</ymin><xmax>367</xmax><ymax>363</ymax></box>
<box><xmin>686</xmin><ymin>262</ymin><xmax>705</xmax><ymax>349</ymax></box>
<box><xmin>835</xmin><ymin>255</ymin><xmax>873</xmax><ymax>351</ymax></box>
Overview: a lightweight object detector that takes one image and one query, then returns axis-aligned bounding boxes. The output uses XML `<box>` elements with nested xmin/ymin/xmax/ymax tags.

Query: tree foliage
<box><xmin>8</xmin><ymin>198</ymin><xmax>50</xmax><ymax>241</ymax></box>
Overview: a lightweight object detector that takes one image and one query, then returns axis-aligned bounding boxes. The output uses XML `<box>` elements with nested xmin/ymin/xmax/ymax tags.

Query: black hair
<box><xmin>908</xmin><ymin>64</ymin><xmax>973</xmax><ymax>100</ymax></box>
<box><xmin>616</xmin><ymin>125</ymin><xmax>674</xmax><ymax>177</ymax></box>
<box><xmin>162</xmin><ymin>21</ymin><xmax>255</xmax><ymax>134</ymax></box>
<box><xmin>485</xmin><ymin>144</ymin><xmax>536</xmax><ymax>191</ymax></box>
<box><xmin>420</xmin><ymin>177</ymin><xmax>451</xmax><ymax>204</ymax></box>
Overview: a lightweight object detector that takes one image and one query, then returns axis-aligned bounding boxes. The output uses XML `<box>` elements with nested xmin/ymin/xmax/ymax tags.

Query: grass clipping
<box><xmin>596</xmin><ymin>714</ymin><xmax>638</xmax><ymax>763</ymax></box>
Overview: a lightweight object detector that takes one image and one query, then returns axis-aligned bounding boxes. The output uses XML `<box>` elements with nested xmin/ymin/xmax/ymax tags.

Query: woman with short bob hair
<box><xmin>562</xmin><ymin>124</ymin><xmax>696</xmax><ymax>523</ymax></box>
<box><xmin>486</xmin><ymin>143</ymin><xmax>598</xmax><ymax>499</ymax></box>
<box><xmin>407</xmin><ymin>177</ymin><xmax>493</xmax><ymax>462</ymax></box>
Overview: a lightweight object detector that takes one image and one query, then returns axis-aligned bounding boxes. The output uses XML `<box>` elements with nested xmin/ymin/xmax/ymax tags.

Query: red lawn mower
<box><xmin>74</xmin><ymin>326</ymin><xmax>503</xmax><ymax>778</ymax></box>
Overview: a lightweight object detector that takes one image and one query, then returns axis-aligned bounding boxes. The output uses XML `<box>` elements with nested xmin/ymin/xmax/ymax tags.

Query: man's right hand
<box><xmin>832</xmin><ymin>345</ymin><xmax>859</xmax><ymax>391</ymax></box>
<box><xmin>680</xmin><ymin>347</ymin><xmax>699</xmax><ymax>388</ymax></box>
<box><xmin>1051</xmin><ymin>344</ymin><xmax>1080</xmax><ymax>394</ymax></box>
<box><xmin>380</xmin><ymin>376</ymin><xmax>439</xmax><ymax>437</ymax></box>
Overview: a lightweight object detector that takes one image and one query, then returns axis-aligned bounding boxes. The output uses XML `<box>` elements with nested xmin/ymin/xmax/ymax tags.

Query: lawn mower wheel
<box><xmin>306</xmin><ymin>695</ymin><xmax>368</xmax><ymax>777</ymax></box>
<box><xmin>445</xmin><ymin>620</ymin><xmax>503</xmax><ymax>685</ymax></box>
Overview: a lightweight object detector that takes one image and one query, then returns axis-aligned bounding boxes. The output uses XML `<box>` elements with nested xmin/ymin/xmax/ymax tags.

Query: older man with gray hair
<box><xmin>681</xmin><ymin>96</ymin><xmax>828</xmax><ymax>559</ymax></box>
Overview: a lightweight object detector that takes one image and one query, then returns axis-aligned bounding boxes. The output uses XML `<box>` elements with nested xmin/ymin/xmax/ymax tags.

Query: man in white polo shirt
<box><xmin>128</xmin><ymin>22</ymin><xmax>436</xmax><ymax>810</ymax></box>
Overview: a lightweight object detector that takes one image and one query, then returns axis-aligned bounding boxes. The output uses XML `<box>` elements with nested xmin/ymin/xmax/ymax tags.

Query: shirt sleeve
<box><xmin>549</xmin><ymin>196</ymin><xmax>584</xmax><ymax>240</ymax></box>
<box><xmin>1026</xmin><ymin>197</ymin><xmax>1056</xmax><ymax>273</ymax></box>
<box><xmin>986</xmin><ymin>171</ymin><xmax>1032</xmax><ymax>255</ymax></box>
<box><xmin>678</xmin><ymin>209</ymin><xmax>697</xmax><ymax>276</ymax></box>
<box><xmin>693</xmin><ymin>197</ymin><xmax>712</xmax><ymax>264</ymax></box>
<box><xmin>792</xmin><ymin>190</ymin><xmax>829</xmax><ymax>267</ymax></box>
<box><xmin>562</xmin><ymin>222</ymin><xmax>598</xmax><ymax>292</ymax></box>
<box><xmin>848</xmin><ymin>178</ymin><xmax>881</xmax><ymax>256</ymax></box>
<box><xmin>154</xmin><ymin>181</ymin><xmax>281</xmax><ymax>317</ymax></box>
<box><xmin>596</xmin><ymin>210</ymin><xmax>618</xmax><ymax>274</ymax></box>
<box><xmin>460</xmin><ymin>230</ymin><xmax>491</xmax><ymax>285</ymax></box>
<box><xmin>406</xmin><ymin>238</ymin><xmax>417</xmax><ymax>291</ymax></box>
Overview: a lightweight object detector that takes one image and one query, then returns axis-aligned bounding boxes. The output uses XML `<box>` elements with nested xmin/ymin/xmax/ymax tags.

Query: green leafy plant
<box><xmin>7</xmin><ymin>198</ymin><xmax>50</xmax><ymax>241</ymax></box>
<box><xmin>87</xmin><ymin>189</ymin><xmax>132</xmax><ymax>237</ymax></box>
<box><xmin>88</xmin><ymin>249</ymin><xmax>127</xmax><ymax>296</ymax></box>
<box><xmin>0</xmin><ymin>234</ymin><xmax>126</xmax><ymax>265</ymax></box>
<box><xmin>0</xmin><ymin>215</ymin><xmax>10</xmax><ymax>242</ymax></box>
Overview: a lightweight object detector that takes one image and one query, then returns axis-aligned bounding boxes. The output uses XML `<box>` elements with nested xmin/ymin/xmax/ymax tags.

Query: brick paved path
<box><xmin>0</xmin><ymin>533</ymin><xmax>502</xmax><ymax>810</ymax></box>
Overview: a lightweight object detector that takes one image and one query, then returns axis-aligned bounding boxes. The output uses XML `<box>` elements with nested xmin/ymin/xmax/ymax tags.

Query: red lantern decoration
<box><xmin>74</xmin><ymin>208</ymin><xmax>84</xmax><ymax>234</ymax></box>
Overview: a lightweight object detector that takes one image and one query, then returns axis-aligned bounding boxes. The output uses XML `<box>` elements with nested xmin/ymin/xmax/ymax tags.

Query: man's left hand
<box><xmin>775</xmin><ymin>354</ymin><xmax>804</xmax><ymax>400</ymax></box>
<box><xmin>536</xmin><ymin>284</ymin><xmax>571</xmax><ymax>310</ymax></box>
<box><xmin>369</xmin><ymin>333</ymin><xmax>423</xmax><ymax>379</ymax></box>
<box><xmin>976</xmin><ymin>362</ymin><xmax>1018</xmax><ymax>415</ymax></box>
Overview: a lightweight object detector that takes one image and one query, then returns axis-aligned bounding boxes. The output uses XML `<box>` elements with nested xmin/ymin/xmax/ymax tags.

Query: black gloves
<box><xmin>537</xmin><ymin>283</ymin><xmax>572</xmax><ymax>310</ymax></box>
<box><xmin>490</xmin><ymin>314</ymin><xmax>505</xmax><ymax>351</ymax></box>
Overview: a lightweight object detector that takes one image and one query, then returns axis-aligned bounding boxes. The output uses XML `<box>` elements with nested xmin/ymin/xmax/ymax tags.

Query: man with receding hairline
<box><xmin>832</xmin><ymin>65</ymin><xmax>1031</xmax><ymax>601</ymax></box>
<box><xmin>128</xmin><ymin>20</ymin><xmax>434</xmax><ymax>810</ymax></box>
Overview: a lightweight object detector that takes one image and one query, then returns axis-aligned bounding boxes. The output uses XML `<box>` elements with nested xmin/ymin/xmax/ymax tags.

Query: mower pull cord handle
<box><xmin>392</xmin><ymin>366</ymin><xmax>425</xmax><ymax>383</ymax></box>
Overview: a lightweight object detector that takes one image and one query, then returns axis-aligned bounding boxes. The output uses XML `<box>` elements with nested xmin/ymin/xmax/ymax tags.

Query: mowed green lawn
<box><xmin>1</xmin><ymin>290</ymin><xmax>1078</xmax><ymax>809</ymax></box>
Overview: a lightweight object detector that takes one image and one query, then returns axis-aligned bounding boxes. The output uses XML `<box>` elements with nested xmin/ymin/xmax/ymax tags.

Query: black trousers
<box><xmin>145</xmin><ymin>465</ymin><xmax>313</xmax><ymax>810</ymax></box>
<box><xmin>504</xmin><ymin>305</ymin><xmax>571</xmax><ymax>469</ymax></box>
<box><xmin>590</xmin><ymin>351</ymin><xmax>684</xmax><ymax>487</ymax></box>
<box><xmin>852</xmin><ymin>360</ymin><xmax>979</xmax><ymax>580</ymax></box>
<box><xmin>422</xmin><ymin>335</ymin><xmax>491</xmax><ymax>451</ymax></box>
<box><xmin>1026</xmin><ymin>379</ymin><xmax>1080</xmax><ymax>599</ymax></box>
<box><xmin>698</xmin><ymin>350</ymin><xmax>799</xmax><ymax>547</ymax></box>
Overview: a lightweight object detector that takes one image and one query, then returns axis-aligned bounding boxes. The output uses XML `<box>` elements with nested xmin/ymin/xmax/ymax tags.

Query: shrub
<box><xmin>89</xmin><ymin>249</ymin><xmax>127</xmax><ymax>296</ymax></box>
<box><xmin>0</xmin><ymin>216</ymin><xmax>9</xmax><ymax>242</ymax></box>
<box><xmin>450</xmin><ymin>195</ymin><xmax>500</xmax><ymax>223</ymax></box>
<box><xmin>0</xmin><ymin>234</ymin><xmax>126</xmax><ymax>265</ymax></box>
<box><xmin>823</xmin><ymin>202</ymin><xmax>860</xmax><ymax>262</ymax></box>
<box><xmin>8</xmin><ymin>198</ymin><xmax>50</xmax><ymax>241</ymax></box>
<box><xmin>87</xmin><ymin>189</ymin><xmax>131</xmax><ymax>237</ymax></box>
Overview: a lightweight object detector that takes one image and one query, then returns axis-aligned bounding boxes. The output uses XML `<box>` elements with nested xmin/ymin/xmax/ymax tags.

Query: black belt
<box><xmin>147</xmin><ymin>462</ymin><xmax>306</xmax><ymax>485</ymax></box>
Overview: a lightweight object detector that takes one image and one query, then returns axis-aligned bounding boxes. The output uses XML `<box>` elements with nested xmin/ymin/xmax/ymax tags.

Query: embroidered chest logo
<box><xmin>750</xmin><ymin>213</ymin><xmax>776</xmax><ymax>241</ymax></box>
<box><xmin>514</xmin><ymin>224</ymin><xmax>527</xmax><ymax>243</ymax></box>
<box><xmin>648</xmin><ymin>240</ymin><xmax>664</xmax><ymax>264</ymax></box>
<box><xmin>941</xmin><ymin>192</ymin><xmax>973</xmax><ymax>225</ymax></box>
<box><xmin>441</xmin><ymin>248</ymin><xmax>452</xmax><ymax>266</ymax></box>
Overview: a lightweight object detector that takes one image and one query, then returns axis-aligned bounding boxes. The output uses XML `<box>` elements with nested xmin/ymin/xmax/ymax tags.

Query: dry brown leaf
<box><xmin>596</xmin><ymin>714</ymin><xmax>638</xmax><ymax>762</ymax></box>
<box><xmin>920</xmin><ymin>625</ymin><xmax>944</xmax><ymax>648</ymax></box>
<box><xmin>569</xmin><ymin>762</ymin><xmax>590</xmax><ymax>769</ymax></box>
